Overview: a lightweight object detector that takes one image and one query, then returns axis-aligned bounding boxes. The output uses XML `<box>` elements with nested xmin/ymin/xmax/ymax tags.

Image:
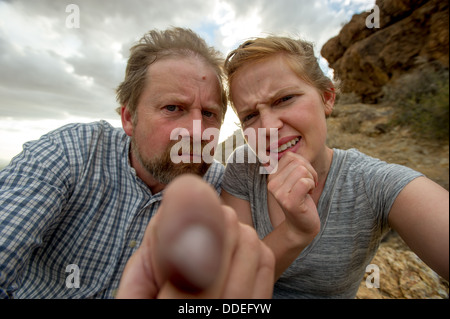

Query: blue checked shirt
<box><xmin>0</xmin><ymin>120</ymin><xmax>224</xmax><ymax>298</ymax></box>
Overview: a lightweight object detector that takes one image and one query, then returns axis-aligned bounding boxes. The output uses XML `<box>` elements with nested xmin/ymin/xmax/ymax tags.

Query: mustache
<box><xmin>169</xmin><ymin>137</ymin><xmax>216</xmax><ymax>165</ymax></box>
<box><xmin>169</xmin><ymin>138</ymin><xmax>212</xmax><ymax>155</ymax></box>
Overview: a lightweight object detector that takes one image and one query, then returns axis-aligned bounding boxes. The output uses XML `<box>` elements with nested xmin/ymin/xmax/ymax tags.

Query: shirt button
<box><xmin>129</xmin><ymin>240</ymin><xmax>137</xmax><ymax>248</ymax></box>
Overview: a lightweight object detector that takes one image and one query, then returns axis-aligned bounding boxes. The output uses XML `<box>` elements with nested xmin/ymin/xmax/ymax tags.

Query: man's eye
<box><xmin>202</xmin><ymin>110</ymin><xmax>213</xmax><ymax>118</ymax></box>
<box><xmin>165</xmin><ymin>105</ymin><xmax>180</xmax><ymax>112</ymax></box>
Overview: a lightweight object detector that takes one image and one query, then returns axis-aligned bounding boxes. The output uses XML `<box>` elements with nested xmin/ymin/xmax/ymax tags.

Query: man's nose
<box><xmin>181</xmin><ymin>111</ymin><xmax>204</xmax><ymax>141</ymax></box>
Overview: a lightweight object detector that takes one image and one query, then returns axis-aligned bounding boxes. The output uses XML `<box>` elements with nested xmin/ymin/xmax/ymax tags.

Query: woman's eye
<box><xmin>242</xmin><ymin>112</ymin><xmax>257</xmax><ymax>124</ymax></box>
<box><xmin>276</xmin><ymin>95</ymin><xmax>293</xmax><ymax>105</ymax></box>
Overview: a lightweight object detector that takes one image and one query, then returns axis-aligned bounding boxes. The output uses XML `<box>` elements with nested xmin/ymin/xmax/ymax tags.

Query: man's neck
<box><xmin>129</xmin><ymin>151</ymin><xmax>166</xmax><ymax>195</ymax></box>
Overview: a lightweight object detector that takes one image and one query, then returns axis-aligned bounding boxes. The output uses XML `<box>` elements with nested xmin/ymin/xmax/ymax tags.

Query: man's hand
<box><xmin>116</xmin><ymin>174</ymin><xmax>275</xmax><ymax>299</ymax></box>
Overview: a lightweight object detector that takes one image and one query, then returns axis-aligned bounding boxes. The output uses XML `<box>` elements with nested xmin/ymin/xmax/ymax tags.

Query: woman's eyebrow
<box><xmin>270</xmin><ymin>86</ymin><xmax>302</xmax><ymax>100</ymax></box>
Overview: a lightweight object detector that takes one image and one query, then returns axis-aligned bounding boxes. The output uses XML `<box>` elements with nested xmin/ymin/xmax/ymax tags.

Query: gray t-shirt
<box><xmin>222</xmin><ymin>145</ymin><xmax>423</xmax><ymax>298</ymax></box>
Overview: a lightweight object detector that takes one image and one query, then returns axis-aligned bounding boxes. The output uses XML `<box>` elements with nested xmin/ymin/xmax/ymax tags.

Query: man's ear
<box><xmin>323</xmin><ymin>88</ymin><xmax>336</xmax><ymax>117</ymax></box>
<box><xmin>121</xmin><ymin>105</ymin><xmax>134</xmax><ymax>137</ymax></box>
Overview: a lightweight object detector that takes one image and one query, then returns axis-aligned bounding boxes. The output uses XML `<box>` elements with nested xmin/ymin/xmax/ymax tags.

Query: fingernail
<box><xmin>166</xmin><ymin>224</ymin><xmax>221</xmax><ymax>291</ymax></box>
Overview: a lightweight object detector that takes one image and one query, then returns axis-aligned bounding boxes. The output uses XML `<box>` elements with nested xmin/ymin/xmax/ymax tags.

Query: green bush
<box><xmin>382</xmin><ymin>62</ymin><xmax>449</xmax><ymax>141</ymax></box>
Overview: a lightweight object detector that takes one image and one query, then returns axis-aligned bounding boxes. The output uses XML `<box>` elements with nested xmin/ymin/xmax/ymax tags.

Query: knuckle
<box><xmin>267</xmin><ymin>179</ymin><xmax>280</xmax><ymax>193</ymax></box>
<box><xmin>239</xmin><ymin>224</ymin><xmax>261</xmax><ymax>249</ymax></box>
<box><xmin>261</xmin><ymin>244</ymin><xmax>275</xmax><ymax>269</ymax></box>
<box><xmin>222</xmin><ymin>205</ymin><xmax>239</xmax><ymax>226</ymax></box>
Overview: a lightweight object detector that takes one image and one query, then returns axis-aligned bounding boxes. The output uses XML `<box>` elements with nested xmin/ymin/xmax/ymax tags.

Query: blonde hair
<box><xmin>116</xmin><ymin>27</ymin><xmax>227</xmax><ymax>123</ymax></box>
<box><xmin>224</xmin><ymin>36</ymin><xmax>338</xmax><ymax>108</ymax></box>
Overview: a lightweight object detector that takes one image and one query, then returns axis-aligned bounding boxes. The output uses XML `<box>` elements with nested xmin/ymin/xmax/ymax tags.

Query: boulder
<box><xmin>321</xmin><ymin>0</ymin><xmax>449</xmax><ymax>103</ymax></box>
<box><xmin>356</xmin><ymin>232</ymin><xmax>448</xmax><ymax>299</ymax></box>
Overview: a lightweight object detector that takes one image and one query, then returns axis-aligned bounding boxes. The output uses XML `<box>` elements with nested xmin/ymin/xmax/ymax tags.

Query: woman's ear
<box><xmin>121</xmin><ymin>105</ymin><xmax>134</xmax><ymax>137</ymax></box>
<box><xmin>323</xmin><ymin>88</ymin><xmax>336</xmax><ymax>117</ymax></box>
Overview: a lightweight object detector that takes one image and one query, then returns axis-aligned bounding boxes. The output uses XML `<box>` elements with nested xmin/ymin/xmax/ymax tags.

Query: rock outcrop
<box><xmin>356</xmin><ymin>231</ymin><xmax>448</xmax><ymax>299</ymax></box>
<box><xmin>321</xmin><ymin>0</ymin><xmax>449</xmax><ymax>103</ymax></box>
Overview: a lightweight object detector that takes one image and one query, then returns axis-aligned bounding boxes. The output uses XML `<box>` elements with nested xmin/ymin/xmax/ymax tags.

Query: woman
<box><xmin>221</xmin><ymin>35</ymin><xmax>449</xmax><ymax>298</ymax></box>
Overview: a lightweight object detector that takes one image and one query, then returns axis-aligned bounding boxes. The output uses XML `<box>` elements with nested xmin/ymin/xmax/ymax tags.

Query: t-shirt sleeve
<box><xmin>221</xmin><ymin>145</ymin><xmax>252</xmax><ymax>201</ymax></box>
<box><xmin>355</xmin><ymin>151</ymin><xmax>423</xmax><ymax>228</ymax></box>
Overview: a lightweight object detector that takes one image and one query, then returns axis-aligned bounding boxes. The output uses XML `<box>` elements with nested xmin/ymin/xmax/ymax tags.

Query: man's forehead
<box><xmin>149</xmin><ymin>55</ymin><xmax>215</xmax><ymax>74</ymax></box>
<box><xmin>147</xmin><ymin>57</ymin><xmax>219</xmax><ymax>87</ymax></box>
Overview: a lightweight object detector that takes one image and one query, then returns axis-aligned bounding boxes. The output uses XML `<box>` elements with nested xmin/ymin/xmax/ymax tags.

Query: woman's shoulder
<box><xmin>226</xmin><ymin>144</ymin><xmax>259</xmax><ymax>165</ymax></box>
<box><xmin>334</xmin><ymin>148</ymin><xmax>386</xmax><ymax>168</ymax></box>
<box><xmin>333</xmin><ymin>147</ymin><xmax>422</xmax><ymax>182</ymax></box>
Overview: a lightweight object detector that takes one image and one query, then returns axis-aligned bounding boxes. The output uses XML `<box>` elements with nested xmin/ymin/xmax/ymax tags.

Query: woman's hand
<box><xmin>267</xmin><ymin>151</ymin><xmax>320</xmax><ymax>245</ymax></box>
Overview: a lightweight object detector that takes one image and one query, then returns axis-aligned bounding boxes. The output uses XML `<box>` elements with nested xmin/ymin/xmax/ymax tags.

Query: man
<box><xmin>116</xmin><ymin>27</ymin><xmax>227</xmax><ymax>195</ymax></box>
<box><xmin>0</xmin><ymin>27</ymin><xmax>274</xmax><ymax>299</ymax></box>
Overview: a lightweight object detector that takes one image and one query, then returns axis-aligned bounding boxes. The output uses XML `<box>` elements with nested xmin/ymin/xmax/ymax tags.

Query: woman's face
<box><xmin>230</xmin><ymin>54</ymin><xmax>335</xmax><ymax>166</ymax></box>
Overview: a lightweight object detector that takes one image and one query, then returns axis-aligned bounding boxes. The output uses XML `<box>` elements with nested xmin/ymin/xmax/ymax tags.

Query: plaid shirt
<box><xmin>0</xmin><ymin>121</ymin><xmax>224</xmax><ymax>298</ymax></box>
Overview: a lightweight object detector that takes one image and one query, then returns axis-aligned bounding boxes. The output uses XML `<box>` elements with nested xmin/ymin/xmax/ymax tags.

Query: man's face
<box><xmin>122</xmin><ymin>56</ymin><xmax>222</xmax><ymax>186</ymax></box>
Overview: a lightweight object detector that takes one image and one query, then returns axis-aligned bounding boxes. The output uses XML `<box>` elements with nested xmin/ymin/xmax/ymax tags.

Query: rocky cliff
<box><xmin>321</xmin><ymin>0</ymin><xmax>449</xmax><ymax>103</ymax></box>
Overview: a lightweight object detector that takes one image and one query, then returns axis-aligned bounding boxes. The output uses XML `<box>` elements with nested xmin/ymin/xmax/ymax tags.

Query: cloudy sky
<box><xmin>0</xmin><ymin>0</ymin><xmax>375</xmax><ymax>165</ymax></box>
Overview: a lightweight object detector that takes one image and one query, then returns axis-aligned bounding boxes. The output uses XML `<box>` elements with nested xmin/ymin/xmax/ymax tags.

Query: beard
<box><xmin>131</xmin><ymin>137</ymin><xmax>212</xmax><ymax>185</ymax></box>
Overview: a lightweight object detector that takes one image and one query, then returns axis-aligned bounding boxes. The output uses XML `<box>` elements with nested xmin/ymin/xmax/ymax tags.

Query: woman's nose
<box><xmin>260</xmin><ymin>109</ymin><xmax>283</xmax><ymax>131</ymax></box>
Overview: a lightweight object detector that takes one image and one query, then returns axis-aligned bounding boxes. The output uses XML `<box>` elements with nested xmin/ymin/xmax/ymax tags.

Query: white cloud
<box><xmin>0</xmin><ymin>0</ymin><xmax>375</xmax><ymax>163</ymax></box>
<box><xmin>210</xmin><ymin>1</ymin><xmax>262</xmax><ymax>50</ymax></box>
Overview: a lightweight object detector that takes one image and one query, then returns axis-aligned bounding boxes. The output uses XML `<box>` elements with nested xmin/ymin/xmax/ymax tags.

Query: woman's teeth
<box><xmin>276</xmin><ymin>137</ymin><xmax>300</xmax><ymax>153</ymax></box>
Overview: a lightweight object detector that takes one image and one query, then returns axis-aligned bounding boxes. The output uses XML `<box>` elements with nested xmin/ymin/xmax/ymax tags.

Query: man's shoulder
<box><xmin>42</xmin><ymin>120</ymin><xmax>125</xmax><ymax>144</ymax></box>
<box><xmin>46</xmin><ymin>120</ymin><xmax>120</xmax><ymax>136</ymax></box>
<box><xmin>26</xmin><ymin>120</ymin><xmax>128</xmax><ymax>165</ymax></box>
<box><xmin>203</xmin><ymin>161</ymin><xmax>225</xmax><ymax>193</ymax></box>
<box><xmin>205</xmin><ymin>160</ymin><xmax>225</xmax><ymax>179</ymax></box>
